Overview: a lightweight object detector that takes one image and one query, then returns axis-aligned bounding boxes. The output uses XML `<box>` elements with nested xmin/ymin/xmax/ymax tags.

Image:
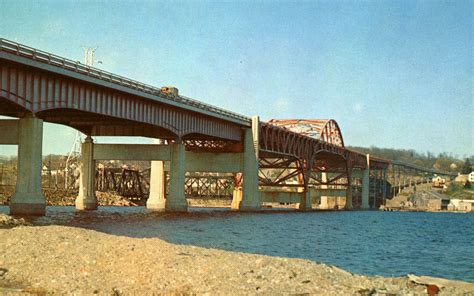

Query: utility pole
<box><xmin>84</xmin><ymin>47</ymin><xmax>97</xmax><ymax>66</ymax></box>
<box><xmin>64</xmin><ymin>47</ymin><xmax>103</xmax><ymax>189</ymax></box>
<box><xmin>83</xmin><ymin>46</ymin><xmax>102</xmax><ymax>67</ymax></box>
<box><xmin>64</xmin><ymin>131</ymin><xmax>82</xmax><ymax>189</ymax></box>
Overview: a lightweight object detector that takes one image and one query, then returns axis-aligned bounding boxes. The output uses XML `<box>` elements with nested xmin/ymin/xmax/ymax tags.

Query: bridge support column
<box><xmin>361</xmin><ymin>154</ymin><xmax>370</xmax><ymax>209</ymax></box>
<box><xmin>345</xmin><ymin>186</ymin><xmax>353</xmax><ymax>210</ymax></box>
<box><xmin>345</xmin><ymin>170</ymin><xmax>353</xmax><ymax>210</ymax></box>
<box><xmin>75</xmin><ymin>137</ymin><xmax>98</xmax><ymax>210</ymax></box>
<box><xmin>166</xmin><ymin>142</ymin><xmax>188</xmax><ymax>212</ymax></box>
<box><xmin>234</xmin><ymin>117</ymin><xmax>261</xmax><ymax>211</ymax></box>
<box><xmin>147</xmin><ymin>139</ymin><xmax>167</xmax><ymax>211</ymax></box>
<box><xmin>147</xmin><ymin>160</ymin><xmax>166</xmax><ymax>211</ymax></box>
<box><xmin>298</xmin><ymin>189</ymin><xmax>312</xmax><ymax>211</ymax></box>
<box><xmin>382</xmin><ymin>169</ymin><xmax>387</xmax><ymax>205</ymax></box>
<box><xmin>10</xmin><ymin>116</ymin><xmax>46</xmax><ymax>216</ymax></box>
<box><xmin>230</xmin><ymin>188</ymin><xmax>243</xmax><ymax>209</ymax></box>
<box><xmin>398</xmin><ymin>175</ymin><xmax>403</xmax><ymax>195</ymax></box>
<box><xmin>319</xmin><ymin>196</ymin><xmax>329</xmax><ymax>209</ymax></box>
<box><xmin>319</xmin><ymin>172</ymin><xmax>329</xmax><ymax>209</ymax></box>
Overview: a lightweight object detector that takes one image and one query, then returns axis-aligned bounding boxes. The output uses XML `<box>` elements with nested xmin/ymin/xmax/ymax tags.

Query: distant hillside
<box><xmin>347</xmin><ymin>146</ymin><xmax>471</xmax><ymax>173</ymax></box>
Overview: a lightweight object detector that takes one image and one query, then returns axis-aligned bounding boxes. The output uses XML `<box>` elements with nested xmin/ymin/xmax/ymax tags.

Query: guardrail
<box><xmin>391</xmin><ymin>160</ymin><xmax>456</xmax><ymax>176</ymax></box>
<box><xmin>0</xmin><ymin>38</ymin><xmax>250</xmax><ymax>124</ymax></box>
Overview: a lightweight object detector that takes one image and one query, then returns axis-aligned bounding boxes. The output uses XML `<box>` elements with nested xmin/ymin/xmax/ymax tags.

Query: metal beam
<box><xmin>185</xmin><ymin>152</ymin><xmax>242</xmax><ymax>172</ymax></box>
<box><xmin>93</xmin><ymin>144</ymin><xmax>171</xmax><ymax>161</ymax></box>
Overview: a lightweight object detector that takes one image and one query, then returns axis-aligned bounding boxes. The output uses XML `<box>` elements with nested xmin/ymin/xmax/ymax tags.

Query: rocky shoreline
<box><xmin>1</xmin><ymin>215</ymin><xmax>473</xmax><ymax>295</ymax></box>
<box><xmin>0</xmin><ymin>188</ymin><xmax>234</xmax><ymax>208</ymax></box>
<box><xmin>0</xmin><ymin>189</ymin><xmax>143</xmax><ymax>207</ymax></box>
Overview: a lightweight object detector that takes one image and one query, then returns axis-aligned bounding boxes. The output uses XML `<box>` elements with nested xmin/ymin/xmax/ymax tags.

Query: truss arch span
<box><xmin>267</xmin><ymin>119</ymin><xmax>344</xmax><ymax>147</ymax></box>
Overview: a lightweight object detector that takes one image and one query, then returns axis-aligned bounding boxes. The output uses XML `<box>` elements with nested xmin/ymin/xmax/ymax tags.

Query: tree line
<box><xmin>347</xmin><ymin>146</ymin><xmax>473</xmax><ymax>174</ymax></box>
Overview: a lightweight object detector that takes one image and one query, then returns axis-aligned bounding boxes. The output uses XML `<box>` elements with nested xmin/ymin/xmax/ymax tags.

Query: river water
<box><xmin>2</xmin><ymin>206</ymin><xmax>473</xmax><ymax>282</ymax></box>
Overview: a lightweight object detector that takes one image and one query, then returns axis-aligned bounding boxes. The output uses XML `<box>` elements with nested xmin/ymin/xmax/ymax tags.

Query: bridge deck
<box><xmin>0</xmin><ymin>38</ymin><xmax>390</xmax><ymax>171</ymax></box>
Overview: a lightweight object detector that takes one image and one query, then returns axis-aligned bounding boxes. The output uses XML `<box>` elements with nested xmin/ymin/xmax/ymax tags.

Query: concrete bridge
<box><xmin>0</xmin><ymin>38</ymin><xmax>393</xmax><ymax>215</ymax></box>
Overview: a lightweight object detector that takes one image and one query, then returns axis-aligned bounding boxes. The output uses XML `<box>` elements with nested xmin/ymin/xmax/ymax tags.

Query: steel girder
<box><xmin>0</xmin><ymin>40</ymin><xmax>246</xmax><ymax>141</ymax></box>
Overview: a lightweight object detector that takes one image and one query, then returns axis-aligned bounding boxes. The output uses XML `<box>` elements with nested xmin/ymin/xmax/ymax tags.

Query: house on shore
<box><xmin>448</xmin><ymin>199</ymin><xmax>474</xmax><ymax>212</ymax></box>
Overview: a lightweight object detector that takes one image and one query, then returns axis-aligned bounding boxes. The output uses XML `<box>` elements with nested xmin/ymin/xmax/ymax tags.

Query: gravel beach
<box><xmin>1</xmin><ymin>215</ymin><xmax>473</xmax><ymax>295</ymax></box>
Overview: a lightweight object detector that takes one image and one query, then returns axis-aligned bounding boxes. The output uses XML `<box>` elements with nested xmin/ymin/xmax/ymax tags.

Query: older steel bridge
<box><xmin>0</xmin><ymin>38</ymin><xmax>453</xmax><ymax>215</ymax></box>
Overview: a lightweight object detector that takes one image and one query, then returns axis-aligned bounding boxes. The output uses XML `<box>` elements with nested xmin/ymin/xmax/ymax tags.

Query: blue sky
<box><xmin>0</xmin><ymin>0</ymin><xmax>472</xmax><ymax>158</ymax></box>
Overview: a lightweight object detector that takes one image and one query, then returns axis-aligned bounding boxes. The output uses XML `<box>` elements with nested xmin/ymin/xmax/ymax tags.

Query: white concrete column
<box><xmin>230</xmin><ymin>188</ymin><xmax>243</xmax><ymax>209</ymax></box>
<box><xmin>236</xmin><ymin>116</ymin><xmax>261</xmax><ymax>210</ymax></box>
<box><xmin>319</xmin><ymin>196</ymin><xmax>328</xmax><ymax>209</ymax></box>
<box><xmin>361</xmin><ymin>154</ymin><xmax>370</xmax><ymax>209</ymax></box>
<box><xmin>398</xmin><ymin>175</ymin><xmax>403</xmax><ymax>194</ymax></box>
<box><xmin>319</xmin><ymin>172</ymin><xmax>329</xmax><ymax>209</ymax></box>
<box><xmin>10</xmin><ymin>116</ymin><xmax>46</xmax><ymax>216</ymax></box>
<box><xmin>75</xmin><ymin>137</ymin><xmax>98</xmax><ymax>210</ymax></box>
<box><xmin>147</xmin><ymin>139</ymin><xmax>166</xmax><ymax>211</ymax></box>
<box><xmin>147</xmin><ymin>160</ymin><xmax>166</xmax><ymax>210</ymax></box>
<box><xmin>166</xmin><ymin>142</ymin><xmax>188</xmax><ymax>212</ymax></box>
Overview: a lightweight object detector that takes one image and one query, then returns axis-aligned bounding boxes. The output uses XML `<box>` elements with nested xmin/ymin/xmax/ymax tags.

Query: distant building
<box><xmin>469</xmin><ymin>172</ymin><xmax>474</xmax><ymax>183</ymax></box>
<box><xmin>449</xmin><ymin>199</ymin><xmax>474</xmax><ymax>212</ymax></box>
<box><xmin>432</xmin><ymin>176</ymin><xmax>446</xmax><ymax>188</ymax></box>
<box><xmin>454</xmin><ymin>174</ymin><xmax>468</xmax><ymax>183</ymax></box>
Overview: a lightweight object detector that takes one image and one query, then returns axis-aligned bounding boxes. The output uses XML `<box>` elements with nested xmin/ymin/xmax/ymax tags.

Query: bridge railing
<box><xmin>390</xmin><ymin>160</ymin><xmax>456</xmax><ymax>176</ymax></box>
<box><xmin>0</xmin><ymin>38</ymin><xmax>250</xmax><ymax>124</ymax></box>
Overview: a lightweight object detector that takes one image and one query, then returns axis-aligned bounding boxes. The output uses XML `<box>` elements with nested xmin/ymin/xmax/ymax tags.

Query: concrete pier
<box><xmin>382</xmin><ymin>169</ymin><xmax>387</xmax><ymax>205</ymax></box>
<box><xmin>147</xmin><ymin>139</ymin><xmax>167</xmax><ymax>211</ymax></box>
<box><xmin>298</xmin><ymin>189</ymin><xmax>312</xmax><ymax>211</ymax></box>
<box><xmin>75</xmin><ymin>137</ymin><xmax>98</xmax><ymax>210</ymax></box>
<box><xmin>361</xmin><ymin>154</ymin><xmax>370</xmax><ymax>209</ymax></box>
<box><xmin>319</xmin><ymin>172</ymin><xmax>329</xmax><ymax>209</ymax></box>
<box><xmin>345</xmin><ymin>181</ymin><xmax>353</xmax><ymax>210</ymax></box>
<box><xmin>9</xmin><ymin>117</ymin><xmax>46</xmax><ymax>216</ymax></box>
<box><xmin>233</xmin><ymin>117</ymin><xmax>261</xmax><ymax>210</ymax></box>
<box><xmin>166</xmin><ymin>142</ymin><xmax>188</xmax><ymax>212</ymax></box>
<box><xmin>147</xmin><ymin>160</ymin><xmax>166</xmax><ymax>211</ymax></box>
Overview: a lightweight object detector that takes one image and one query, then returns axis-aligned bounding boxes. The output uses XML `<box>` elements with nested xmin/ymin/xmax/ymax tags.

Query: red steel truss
<box><xmin>267</xmin><ymin>119</ymin><xmax>344</xmax><ymax>147</ymax></box>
